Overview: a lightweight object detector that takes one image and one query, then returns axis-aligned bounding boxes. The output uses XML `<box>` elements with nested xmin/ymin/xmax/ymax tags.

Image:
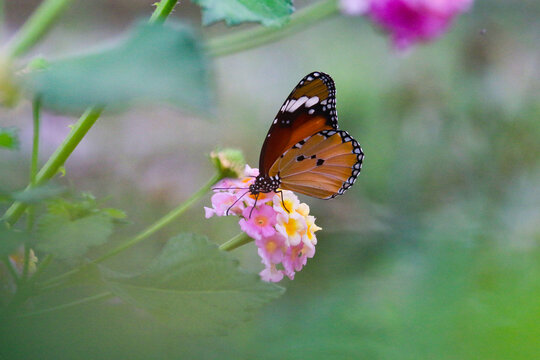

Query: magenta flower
<box><xmin>341</xmin><ymin>0</ymin><xmax>474</xmax><ymax>49</ymax></box>
<box><xmin>205</xmin><ymin>166</ymin><xmax>322</xmax><ymax>282</ymax></box>
<box><xmin>239</xmin><ymin>205</ymin><xmax>277</xmax><ymax>240</ymax></box>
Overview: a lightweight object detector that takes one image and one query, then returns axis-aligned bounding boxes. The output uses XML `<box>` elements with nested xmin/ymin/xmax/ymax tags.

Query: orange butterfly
<box><xmin>250</xmin><ymin>72</ymin><xmax>364</xmax><ymax>200</ymax></box>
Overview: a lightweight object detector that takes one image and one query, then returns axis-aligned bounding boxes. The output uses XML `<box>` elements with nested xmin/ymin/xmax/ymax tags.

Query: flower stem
<box><xmin>17</xmin><ymin>291</ymin><xmax>112</xmax><ymax>318</ymax></box>
<box><xmin>2</xmin><ymin>107</ymin><xmax>102</xmax><ymax>226</ymax></box>
<box><xmin>29</xmin><ymin>98</ymin><xmax>41</xmax><ymax>188</ymax></box>
<box><xmin>41</xmin><ymin>172</ymin><xmax>222</xmax><ymax>288</ymax></box>
<box><xmin>206</xmin><ymin>0</ymin><xmax>339</xmax><ymax>57</ymax></box>
<box><xmin>149</xmin><ymin>0</ymin><xmax>179</xmax><ymax>24</ymax></box>
<box><xmin>22</xmin><ymin>98</ymin><xmax>41</xmax><ymax>281</ymax></box>
<box><xmin>219</xmin><ymin>232</ymin><xmax>253</xmax><ymax>252</ymax></box>
<box><xmin>94</xmin><ymin>172</ymin><xmax>222</xmax><ymax>263</ymax></box>
<box><xmin>6</xmin><ymin>0</ymin><xmax>74</xmax><ymax>58</ymax></box>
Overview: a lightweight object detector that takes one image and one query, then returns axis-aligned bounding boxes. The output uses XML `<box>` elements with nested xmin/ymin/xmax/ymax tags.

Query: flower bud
<box><xmin>210</xmin><ymin>148</ymin><xmax>245</xmax><ymax>179</ymax></box>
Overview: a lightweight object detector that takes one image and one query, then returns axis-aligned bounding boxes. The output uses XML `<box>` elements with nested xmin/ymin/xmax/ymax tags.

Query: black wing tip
<box><xmin>301</xmin><ymin>71</ymin><xmax>334</xmax><ymax>85</ymax></box>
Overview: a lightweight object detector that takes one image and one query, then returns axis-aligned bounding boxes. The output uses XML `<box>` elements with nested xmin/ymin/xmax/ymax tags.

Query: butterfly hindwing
<box><xmin>269</xmin><ymin>129</ymin><xmax>364</xmax><ymax>199</ymax></box>
<box><xmin>258</xmin><ymin>72</ymin><xmax>338</xmax><ymax>175</ymax></box>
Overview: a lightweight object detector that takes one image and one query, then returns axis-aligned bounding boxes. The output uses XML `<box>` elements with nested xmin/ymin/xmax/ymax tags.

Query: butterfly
<box><xmin>249</xmin><ymin>71</ymin><xmax>364</xmax><ymax>201</ymax></box>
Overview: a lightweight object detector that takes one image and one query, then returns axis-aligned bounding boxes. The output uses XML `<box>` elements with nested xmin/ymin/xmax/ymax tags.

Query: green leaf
<box><xmin>23</xmin><ymin>21</ymin><xmax>212</xmax><ymax>114</ymax></box>
<box><xmin>0</xmin><ymin>228</ymin><xmax>29</xmax><ymax>257</ymax></box>
<box><xmin>0</xmin><ymin>127</ymin><xmax>19</xmax><ymax>150</ymax></box>
<box><xmin>36</xmin><ymin>213</ymin><xmax>113</xmax><ymax>259</ymax></box>
<box><xmin>193</xmin><ymin>0</ymin><xmax>294</xmax><ymax>27</ymax></box>
<box><xmin>35</xmin><ymin>194</ymin><xmax>121</xmax><ymax>259</ymax></box>
<box><xmin>105</xmin><ymin>233</ymin><xmax>284</xmax><ymax>335</ymax></box>
<box><xmin>7</xmin><ymin>184</ymin><xmax>65</xmax><ymax>203</ymax></box>
<box><xmin>101</xmin><ymin>208</ymin><xmax>127</xmax><ymax>220</ymax></box>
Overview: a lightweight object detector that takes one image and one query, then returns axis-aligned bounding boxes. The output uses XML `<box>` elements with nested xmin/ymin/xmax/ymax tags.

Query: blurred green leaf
<box><xmin>36</xmin><ymin>213</ymin><xmax>113</xmax><ymax>259</ymax></box>
<box><xmin>105</xmin><ymin>233</ymin><xmax>284</xmax><ymax>335</ymax></box>
<box><xmin>3</xmin><ymin>184</ymin><xmax>65</xmax><ymax>203</ymax></box>
<box><xmin>102</xmin><ymin>208</ymin><xmax>127</xmax><ymax>220</ymax></box>
<box><xmin>35</xmin><ymin>194</ymin><xmax>122</xmax><ymax>258</ymax></box>
<box><xmin>0</xmin><ymin>228</ymin><xmax>29</xmax><ymax>257</ymax></box>
<box><xmin>0</xmin><ymin>127</ymin><xmax>19</xmax><ymax>150</ymax></box>
<box><xmin>193</xmin><ymin>0</ymin><xmax>293</xmax><ymax>26</ymax></box>
<box><xmin>23</xmin><ymin>21</ymin><xmax>212</xmax><ymax>114</ymax></box>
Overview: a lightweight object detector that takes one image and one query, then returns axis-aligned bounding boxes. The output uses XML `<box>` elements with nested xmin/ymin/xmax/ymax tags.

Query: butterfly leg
<box><xmin>225</xmin><ymin>189</ymin><xmax>250</xmax><ymax>216</ymax></box>
<box><xmin>276</xmin><ymin>190</ymin><xmax>290</xmax><ymax>213</ymax></box>
<box><xmin>249</xmin><ymin>193</ymin><xmax>260</xmax><ymax>219</ymax></box>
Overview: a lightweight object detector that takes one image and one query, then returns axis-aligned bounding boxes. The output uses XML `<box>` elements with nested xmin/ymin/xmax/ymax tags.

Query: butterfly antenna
<box><xmin>225</xmin><ymin>190</ymin><xmax>250</xmax><ymax>216</ymax></box>
<box><xmin>277</xmin><ymin>190</ymin><xmax>290</xmax><ymax>213</ymax></box>
<box><xmin>212</xmin><ymin>186</ymin><xmax>249</xmax><ymax>191</ymax></box>
<box><xmin>248</xmin><ymin>193</ymin><xmax>260</xmax><ymax>219</ymax></box>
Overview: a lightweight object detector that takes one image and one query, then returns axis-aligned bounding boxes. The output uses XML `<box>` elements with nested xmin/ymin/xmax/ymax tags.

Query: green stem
<box><xmin>29</xmin><ymin>98</ymin><xmax>41</xmax><ymax>188</ymax></box>
<box><xmin>206</xmin><ymin>0</ymin><xmax>339</xmax><ymax>57</ymax></box>
<box><xmin>2</xmin><ymin>107</ymin><xmax>102</xmax><ymax>226</ymax></box>
<box><xmin>22</xmin><ymin>98</ymin><xmax>41</xmax><ymax>281</ymax></box>
<box><xmin>6</xmin><ymin>0</ymin><xmax>74</xmax><ymax>58</ymax></box>
<box><xmin>2</xmin><ymin>0</ymin><xmax>180</xmax><ymax>227</ymax></box>
<box><xmin>95</xmin><ymin>172</ymin><xmax>221</xmax><ymax>263</ymax></box>
<box><xmin>42</xmin><ymin>172</ymin><xmax>222</xmax><ymax>288</ymax></box>
<box><xmin>17</xmin><ymin>291</ymin><xmax>112</xmax><ymax>318</ymax></box>
<box><xmin>219</xmin><ymin>232</ymin><xmax>253</xmax><ymax>252</ymax></box>
<box><xmin>149</xmin><ymin>0</ymin><xmax>179</xmax><ymax>24</ymax></box>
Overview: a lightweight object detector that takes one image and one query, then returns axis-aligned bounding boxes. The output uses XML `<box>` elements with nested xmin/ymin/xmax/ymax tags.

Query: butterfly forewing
<box><xmin>269</xmin><ymin>130</ymin><xmax>364</xmax><ymax>199</ymax></box>
<box><xmin>258</xmin><ymin>72</ymin><xmax>338</xmax><ymax>175</ymax></box>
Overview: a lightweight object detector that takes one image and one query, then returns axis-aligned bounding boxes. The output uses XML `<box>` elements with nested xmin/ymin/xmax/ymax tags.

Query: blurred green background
<box><xmin>1</xmin><ymin>0</ymin><xmax>539</xmax><ymax>359</ymax></box>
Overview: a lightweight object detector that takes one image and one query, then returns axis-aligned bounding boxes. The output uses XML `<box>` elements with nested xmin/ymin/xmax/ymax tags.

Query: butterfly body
<box><xmin>250</xmin><ymin>72</ymin><xmax>364</xmax><ymax>200</ymax></box>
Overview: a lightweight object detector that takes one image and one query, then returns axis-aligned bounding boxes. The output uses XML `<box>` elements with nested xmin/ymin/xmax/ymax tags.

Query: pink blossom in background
<box><xmin>340</xmin><ymin>0</ymin><xmax>474</xmax><ymax>49</ymax></box>
<box><xmin>205</xmin><ymin>165</ymin><xmax>322</xmax><ymax>282</ymax></box>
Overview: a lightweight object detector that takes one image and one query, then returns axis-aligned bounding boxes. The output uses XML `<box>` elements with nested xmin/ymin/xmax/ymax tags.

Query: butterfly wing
<box><xmin>269</xmin><ymin>129</ymin><xmax>364</xmax><ymax>199</ymax></box>
<box><xmin>259</xmin><ymin>72</ymin><xmax>338</xmax><ymax>176</ymax></box>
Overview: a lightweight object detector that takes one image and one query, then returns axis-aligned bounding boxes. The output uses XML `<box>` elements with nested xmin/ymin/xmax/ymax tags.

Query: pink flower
<box><xmin>205</xmin><ymin>191</ymin><xmax>244</xmax><ymax>218</ymax></box>
<box><xmin>255</xmin><ymin>233</ymin><xmax>287</xmax><ymax>265</ymax></box>
<box><xmin>341</xmin><ymin>0</ymin><xmax>474</xmax><ymax>49</ymax></box>
<box><xmin>243</xmin><ymin>164</ymin><xmax>259</xmax><ymax>177</ymax></box>
<box><xmin>282</xmin><ymin>242</ymin><xmax>314</xmax><ymax>280</ymax></box>
<box><xmin>239</xmin><ymin>204</ymin><xmax>277</xmax><ymax>241</ymax></box>
<box><xmin>205</xmin><ymin>166</ymin><xmax>322</xmax><ymax>282</ymax></box>
<box><xmin>260</xmin><ymin>264</ymin><xmax>284</xmax><ymax>282</ymax></box>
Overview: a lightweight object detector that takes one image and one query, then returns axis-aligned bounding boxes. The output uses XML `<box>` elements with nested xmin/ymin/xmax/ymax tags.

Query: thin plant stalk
<box><xmin>6</xmin><ymin>0</ymin><xmax>74</xmax><ymax>58</ymax></box>
<box><xmin>22</xmin><ymin>98</ymin><xmax>41</xmax><ymax>281</ymax></box>
<box><xmin>2</xmin><ymin>0</ymin><xmax>181</xmax><ymax>227</ymax></box>
<box><xmin>207</xmin><ymin>0</ymin><xmax>339</xmax><ymax>57</ymax></box>
<box><xmin>149</xmin><ymin>0</ymin><xmax>179</xmax><ymax>24</ymax></box>
<box><xmin>219</xmin><ymin>232</ymin><xmax>253</xmax><ymax>252</ymax></box>
<box><xmin>42</xmin><ymin>172</ymin><xmax>222</xmax><ymax>288</ymax></box>
<box><xmin>2</xmin><ymin>107</ymin><xmax>102</xmax><ymax>226</ymax></box>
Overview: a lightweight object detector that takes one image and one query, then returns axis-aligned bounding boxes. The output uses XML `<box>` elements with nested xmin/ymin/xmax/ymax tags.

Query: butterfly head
<box><xmin>249</xmin><ymin>174</ymin><xmax>281</xmax><ymax>195</ymax></box>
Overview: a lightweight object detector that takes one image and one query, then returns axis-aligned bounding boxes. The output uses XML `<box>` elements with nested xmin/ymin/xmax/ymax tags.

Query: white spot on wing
<box><xmin>285</xmin><ymin>99</ymin><xmax>296</xmax><ymax>112</ymax></box>
<box><xmin>288</xmin><ymin>96</ymin><xmax>308</xmax><ymax>112</ymax></box>
<box><xmin>305</xmin><ymin>96</ymin><xmax>319</xmax><ymax>108</ymax></box>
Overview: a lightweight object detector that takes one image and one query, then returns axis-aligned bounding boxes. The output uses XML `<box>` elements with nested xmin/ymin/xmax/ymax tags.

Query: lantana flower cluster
<box><xmin>205</xmin><ymin>165</ymin><xmax>321</xmax><ymax>282</ymax></box>
<box><xmin>341</xmin><ymin>0</ymin><xmax>474</xmax><ymax>49</ymax></box>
